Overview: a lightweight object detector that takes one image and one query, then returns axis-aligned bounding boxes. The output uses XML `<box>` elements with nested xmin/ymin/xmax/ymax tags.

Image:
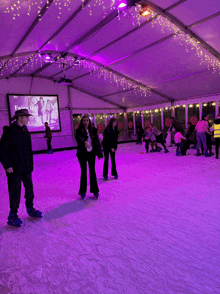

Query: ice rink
<box><xmin>0</xmin><ymin>143</ymin><xmax>219</xmax><ymax>294</ymax></box>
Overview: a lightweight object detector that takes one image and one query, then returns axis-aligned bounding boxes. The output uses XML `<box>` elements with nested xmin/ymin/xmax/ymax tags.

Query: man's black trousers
<box><xmin>7</xmin><ymin>172</ymin><xmax>34</xmax><ymax>212</ymax></box>
<box><xmin>47</xmin><ymin>138</ymin><xmax>52</xmax><ymax>150</ymax></box>
<box><xmin>215</xmin><ymin>138</ymin><xmax>220</xmax><ymax>158</ymax></box>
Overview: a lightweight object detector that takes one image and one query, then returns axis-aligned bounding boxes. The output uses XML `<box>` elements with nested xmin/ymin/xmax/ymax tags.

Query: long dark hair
<box><xmin>78</xmin><ymin>115</ymin><xmax>95</xmax><ymax>137</ymax></box>
<box><xmin>107</xmin><ymin>117</ymin><xmax>119</xmax><ymax>132</ymax></box>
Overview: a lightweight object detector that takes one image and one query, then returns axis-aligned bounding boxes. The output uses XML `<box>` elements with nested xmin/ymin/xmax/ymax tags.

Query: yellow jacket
<box><xmin>214</xmin><ymin>118</ymin><xmax>220</xmax><ymax>138</ymax></box>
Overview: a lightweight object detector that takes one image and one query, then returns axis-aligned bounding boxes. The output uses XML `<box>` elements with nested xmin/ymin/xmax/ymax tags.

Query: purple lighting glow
<box><xmin>40</xmin><ymin>53</ymin><xmax>53</xmax><ymax>63</ymax></box>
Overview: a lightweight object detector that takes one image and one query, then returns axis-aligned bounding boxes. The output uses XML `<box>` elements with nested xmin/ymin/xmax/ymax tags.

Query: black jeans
<box><xmin>176</xmin><ymin>143</ymin><xmax>181</xmax><ymax>153</ymax></box>
<box><xmin>47</xmin><ymin>138</ymin><xmax>52</xmax><ymax>150</ymax></box>
<box><xmin>78</xmin><ymin>151</ymin><xmax>99</xmax><ymax>195</ymax></box>
<box><xmin>201</xmin><ymin>134</ymin><xmax>212</xmax><ymax>154</ymax></box>
<box><xmin>156</xmin><ymin>133</ymin><xmax>167</xmax><ymax>150</ymax></box>
<box><xmin>215</xmin><ymin>138</ymin><xmax>220</xmax><ymax>158</ymax></box>
<box><xmin>7</xmin><ymin>172</ymin><xmax>34</xmax><ymax>213</ymax></box>
<box><xmin>145</xmin><ymin>140</ymin><xmax>149</xmax><ymax>152</ymax></box>
<box><xmin>103</xmin><ymin>150</ymin><xmax>117</xmax><ymax>177</ymax></box>
<box><xmin>137</xmin><ymin>134</ymin><xmax>142</xmax><ymax>144</ymax></box>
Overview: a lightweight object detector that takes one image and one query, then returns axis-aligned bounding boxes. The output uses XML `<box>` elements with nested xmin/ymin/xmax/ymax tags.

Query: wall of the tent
<box><xmin>0</xmin><ymin>77</ymin><xmax>220</xmax><ymax>152</ymax></box>
<box><xmin>0</xmin><ymin>77</ymin><xmax>75</xmax><ymax>151</ymax></box>
<box><xmin>0</xmin><ymin>77</ymin><xmax>120</xmax><ymax>152</ymax></box>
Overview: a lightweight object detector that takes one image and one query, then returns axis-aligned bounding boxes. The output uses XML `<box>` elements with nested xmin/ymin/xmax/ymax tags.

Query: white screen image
<box><xmin>8</xmin><ymin>94</ymin><xmax>61</xmax><ymax>132</ymax></box>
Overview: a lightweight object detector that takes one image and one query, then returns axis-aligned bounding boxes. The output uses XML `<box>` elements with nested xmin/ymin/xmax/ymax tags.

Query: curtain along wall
<box><xmin>0</xmin><ymin>77</ymin><xmax>220</xmax><ymax>151</ymax></box>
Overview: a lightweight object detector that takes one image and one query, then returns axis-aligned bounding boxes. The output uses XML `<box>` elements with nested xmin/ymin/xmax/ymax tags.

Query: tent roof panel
<box><xmin>170</xmin><ymin>0</ymin><xmax>220</xmax><ymax>26</ymax></box>
<box><xmin>16</xmin><ymin>0</ymin><xmax>83</xmax><ymax>54</ymax></box>
<box><xmin>148</xmin><ymin>0</ymin><xmax>180</xmax><ymax>10</ymax></box>
<box><xmin>90</xmin><ymin>18</ymin><xmax>173</xmax><ymax>65</ymax></box>
<box><xmin>153</xmin><ymin>70</ymin><xmax>220</xmax><ymax>99</ymax></box>
<box><xmin>109</xmin><ymin>36</ymin><xmax>211</xmax><ymax>86</ymax></box>
<box><xmin>70</xmin><ymin>87</ymin><xmax>118</xmax><ymax>109</ymax></box>
<box><xmin>70</xmin><ymin>73</ymin><xmax>134</xmax><ymax>97</ymax></box>
<box><xmin>102</xmin><ymin>90</ymin><xmax>167</xmax><ymax>108</ymax></box>
<box><xmin>42</xmin><ymin>3</ymin><xmax>114</xmax><ymax>52</ymax></box>
<box><xmin>191</xmin><ymin>15</ymin><xmax>220</xmax><ymax>53</ymax></box>
<box><xmin>1</xmin><ymin>0</ymin><xmax>220</xmax><ymax>108</ymax></box>
<box><xmin>70</xmin><ymin>11</ymin><xmax>147</xmax><ymax>58</ymax></box>
<box><xmin>0</xmin><ymin>1</ymin><xmax>43</xmax><ymax>56</ymax></box>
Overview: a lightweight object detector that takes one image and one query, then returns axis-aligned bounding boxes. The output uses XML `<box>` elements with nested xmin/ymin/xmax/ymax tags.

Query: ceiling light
<box><xmin>40</xmin><ymin>53</ymin><xmax>53</xmax><ymax>63</ymax></box>
<box><xmin>139</xmin><ymin>5</ymin><xmax>151</xmax><ymax>17</ymax></box>
<box><xmin>118</xmin><ymin>2</ymin><xmax>127</xmax><ymax>8</ymax></box>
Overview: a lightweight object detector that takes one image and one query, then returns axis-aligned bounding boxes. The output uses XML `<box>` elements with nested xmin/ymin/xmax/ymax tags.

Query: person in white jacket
<box><xmin>174</xmin><ymin>128</ymin><xmax>186</xmax><ymax>156</ymax></box>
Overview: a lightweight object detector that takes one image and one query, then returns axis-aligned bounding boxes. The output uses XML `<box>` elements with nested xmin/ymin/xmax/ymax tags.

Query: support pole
<box><xmin>68</xmin><ymin>86</ymin><xmax>74</xmax><ymax>147</ymax></box>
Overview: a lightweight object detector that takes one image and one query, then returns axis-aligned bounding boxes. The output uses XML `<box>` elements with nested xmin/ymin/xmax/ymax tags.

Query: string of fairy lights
<box><xmin>150</xmin><ymin>13</ymin><xmax>220</xmax><ymax>73</ymax></box>
<box><xmin>3</xmin><ymin>0</ymin><xmax>128</xmax><ymax>20</ymax></box>
<box><xmin>1</xmin><ymin>0</ymin><xmax>220</xmax><ymax>95</ymax></box>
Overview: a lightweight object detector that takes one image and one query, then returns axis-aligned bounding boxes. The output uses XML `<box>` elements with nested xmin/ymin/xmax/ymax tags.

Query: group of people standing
<box><xmin>35</xmin><ymin>97</ymin><xmax>53</xmax><ymax>125</ymax></box>
<box><xmin>194</xmin><ymin>113</ymin><xmax>220</xmax><ymax>158</ymax></box>
<box><xmin>0</xmin><ymin>110</ymin><xmax>120</xmax><ymax>227</ymax></box>
<box><xmin>165</xmin><ymin>114</ymin><xmax>220</xmax><ymax>158</ymax></box>
<box><xmin>1</xmin><ymin>107</ymin><xmax>219</xmax><ymax>228</ymax></box>
<box><xmin>138</xmin><ymin>114</ymin><xmax>220</xmax><ymax>159</ymax></box>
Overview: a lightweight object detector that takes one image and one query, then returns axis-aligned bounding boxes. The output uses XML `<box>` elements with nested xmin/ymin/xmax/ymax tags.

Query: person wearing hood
<box><xmin>0</xmin><ymin>109</ymin><xmax>42</xmax><ymax>227</ymax></box>
<box><xmin>213</xmin><ymin>113</ymin><xmax>220</xmax><ymax>159</ymax></box>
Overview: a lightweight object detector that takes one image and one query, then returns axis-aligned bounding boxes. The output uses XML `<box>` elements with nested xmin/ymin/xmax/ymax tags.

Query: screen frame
<box><xmin>7</xmin><ymin>93</ymin><xmax>62</xmax><ymax>133</ymax></box>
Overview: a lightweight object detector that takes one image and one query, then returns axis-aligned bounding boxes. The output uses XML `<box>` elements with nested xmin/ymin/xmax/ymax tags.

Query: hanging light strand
<box><xmin>149</xmin><ymin>13</ymin><xmax>220</xmax><ymax>73</ymax></box>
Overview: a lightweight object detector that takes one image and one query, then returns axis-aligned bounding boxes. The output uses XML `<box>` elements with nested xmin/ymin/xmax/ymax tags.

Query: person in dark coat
<box><xmin>181</xmin><ymin>122</ymin><xmax>196</xmax><ymax>154</ymax></box>
<box><xmin>102</xmin><ymin>117</ymin><xmax>119</xmax><ymax>180</ymax></box>
<box><xmin>136</xmin><ymin>122</ymin><xmax>144</xmax><ymax>144</ymax></box>
<box><xmin>75</xmin><ymin>115</ymin><xmax>103</xmax><ymax>199</ymax></box>
<box><xmin>0</xmin><ymin>109</ymin><xmax>42</xmax><ymax>227</ymax></box>
<box><xmin>44</xmin><ymin>122</ymin><xmax>53</xmax><ymax>154</ymax></box>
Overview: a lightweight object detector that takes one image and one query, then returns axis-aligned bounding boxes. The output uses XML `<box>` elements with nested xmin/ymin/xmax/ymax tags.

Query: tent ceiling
<box><xmin>0</xmin><ymin>0</ymin><xmax>220</xmax><ymax>109</ymax></box>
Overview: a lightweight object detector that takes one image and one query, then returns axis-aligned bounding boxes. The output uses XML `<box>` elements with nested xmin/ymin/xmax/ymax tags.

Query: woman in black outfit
<box><xmin>75</xmin><ymin>116</ymin><xmax>103</xmax><ymax>199</ymax></box>
<box><xmin>103</xmin><ymin>118</ymin><xmax>119</xmax><ymax>180</ymax></box>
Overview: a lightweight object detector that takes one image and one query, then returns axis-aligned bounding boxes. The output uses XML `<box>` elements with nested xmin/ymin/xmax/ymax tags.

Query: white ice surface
<box><xmin>0</xmin><ymin>143</ymin><xmax>220</xmax><ymax>294</ymax></box>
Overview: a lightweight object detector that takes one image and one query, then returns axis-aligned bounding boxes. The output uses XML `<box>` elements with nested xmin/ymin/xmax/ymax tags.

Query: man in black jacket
<box><xmin>44</xmin><ymin>122</ymin><xmax>53</xmax><ymax>154</ymax></box>
<box><xmin>0</xmin><ymin>109</ymin><xmax>42</xmax><ymax>227</ymax></box>
<box><xmin>136</xmin><ymin>122</ymin><xmax>144</xmax><ymax>144</ymax></box>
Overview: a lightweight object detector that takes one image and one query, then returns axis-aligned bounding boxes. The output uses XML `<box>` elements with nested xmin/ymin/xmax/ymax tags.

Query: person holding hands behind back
<box><xmin>0</xmin><ymin>109</ymin><xmax>42</xmax><ymax>227</ymax></box>
<box><xmin>75</xmin><ymin>116</ymin><xmax>103</xmax><ymax>199</ymax></box>
<box><xmin>103</xmin><ymin>117</ymin><xmax>119</xmax><ymax>180</ymax></box>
